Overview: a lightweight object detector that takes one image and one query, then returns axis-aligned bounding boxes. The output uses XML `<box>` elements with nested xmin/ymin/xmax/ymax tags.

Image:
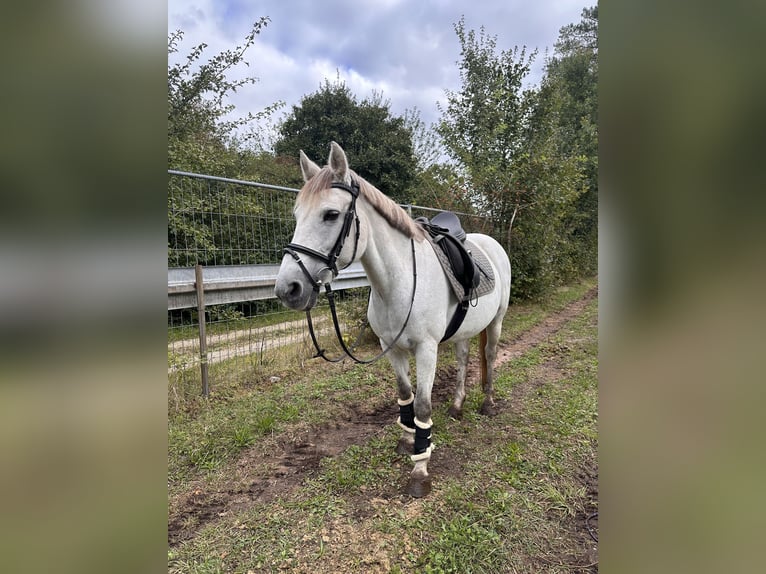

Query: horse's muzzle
<box><xmin>274</xmin><ymin>276</ymin><xmax>318</xmax><ymax>311</ymax></box>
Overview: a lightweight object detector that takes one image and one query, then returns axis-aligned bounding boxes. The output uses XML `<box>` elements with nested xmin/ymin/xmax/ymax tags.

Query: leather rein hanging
<box><xmin>282</xmin><ymin>180</ymin><xmax>417</xmax><ymax>364</ymax></box>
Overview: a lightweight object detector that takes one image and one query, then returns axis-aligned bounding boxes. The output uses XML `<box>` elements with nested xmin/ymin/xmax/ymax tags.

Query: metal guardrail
<box><xmin>168</xmin><ymin>262</ymin><xmax>369</xmax><ymax>310</ymax></box>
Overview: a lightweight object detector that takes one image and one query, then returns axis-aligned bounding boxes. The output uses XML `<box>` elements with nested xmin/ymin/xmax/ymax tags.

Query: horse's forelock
<box><xmin>295</xmin><ymin>167</ymin><xmax>335</xmax><ymax>212</ymax></box>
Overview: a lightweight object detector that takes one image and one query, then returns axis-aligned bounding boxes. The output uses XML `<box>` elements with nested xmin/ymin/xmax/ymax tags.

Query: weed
<box><xmin>231</xmin><ymin>425</ymin><xmax>254</xmax><ymax>448</ymax></box>
<box><xmin>252</xmin><ymin>414</ymin><xmax>276</xmax><ymax>436</ymax></box>
<box><xmin>538</xmin><ymin>481</ymin><xmax>587</xmax><ymax>517</ymax></box>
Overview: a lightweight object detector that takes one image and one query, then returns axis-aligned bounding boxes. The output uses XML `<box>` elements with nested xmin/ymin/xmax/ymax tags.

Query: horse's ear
<box><xmin>299</xmin><ymin>150</ymin><xmax>321</xmax><ymax>182</ymax></box>
<box><xmin>328</xmin><ymin>141</ymin><xmax>351</xmax><ymax>184</ymax></box>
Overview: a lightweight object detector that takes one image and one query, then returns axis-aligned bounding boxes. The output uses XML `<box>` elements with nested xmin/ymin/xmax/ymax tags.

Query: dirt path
<box><xmin>168</xmin><ymin>287</ymin><xmax>597</xmax><ymax>548</ymax></box>
<box><xmin>168</xmin><ymin>316</ymin><xmax>333</xmax><ymax>371</ymax></box>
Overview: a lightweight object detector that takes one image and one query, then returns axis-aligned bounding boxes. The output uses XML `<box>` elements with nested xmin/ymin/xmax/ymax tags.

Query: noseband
<box><xmin>281</xmin><ymin>179</ymin><xmax>417</xmax><ymax>364</ymax></box>
<box><xmin>283</xmin><ymin>180</ymin><xmax>361</xmax><ymax>292</ymax></box>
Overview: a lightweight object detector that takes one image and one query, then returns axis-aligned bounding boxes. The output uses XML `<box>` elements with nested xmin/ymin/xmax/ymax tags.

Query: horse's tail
<box><xmin>480</xmin><ymin>328</ymin><xmax>488</xmax><ymax>391</ymax></box>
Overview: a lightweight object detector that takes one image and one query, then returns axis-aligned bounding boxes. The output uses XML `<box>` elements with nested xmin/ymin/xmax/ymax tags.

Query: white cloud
<box><xmin>168</xmin><ymin>0</ymin><xmax>588</xmax><ymax>146</ymax></box>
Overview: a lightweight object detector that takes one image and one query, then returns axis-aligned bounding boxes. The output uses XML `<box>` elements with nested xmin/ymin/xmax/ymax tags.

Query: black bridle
<box><xmin>283</xmin><ymin>180</ymin><xmax>362</xmax><ymax>289</ymax></box>
<box><xmin>282</xmin><ymin>179</ymin><xmax>417</xmax><ymax>364</ymax></box>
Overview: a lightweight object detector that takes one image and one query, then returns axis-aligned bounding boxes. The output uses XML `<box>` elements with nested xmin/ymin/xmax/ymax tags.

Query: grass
<box><xmin>168</xmin><ymin>277</ymin><xmax>597</xmax><ymax>573</ymax></box>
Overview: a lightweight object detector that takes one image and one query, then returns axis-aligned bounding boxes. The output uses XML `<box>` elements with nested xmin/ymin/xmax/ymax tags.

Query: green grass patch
<box><xmin>316</xmin><ymin>435</ymin><xmax>402</xmax><ymax>493</ymax></box>
<box><xmin>168</xmin><ymin>356</ymin><xmax>399</xmax><ymax>490</ymax></box>
<box><xmin>387</xmin><ymin>295</ymin><xmax>598</xmax><ymax>572</ymax></box>
<box><xmin>168</xmin><ymin>278</ymin><xmax>597</xmax><ymax>573</ymax></box>
<box><xmin>417</xmin><ymin>512</ymin><xmax>503</xmax><ymax>573</ymax></box>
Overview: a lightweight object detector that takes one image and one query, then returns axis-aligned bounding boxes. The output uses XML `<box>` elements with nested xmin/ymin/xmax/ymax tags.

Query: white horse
<box><xmin>275</xmin><ymin>142</ymin><xmax>511</xmax><ymax>496</ymax></box>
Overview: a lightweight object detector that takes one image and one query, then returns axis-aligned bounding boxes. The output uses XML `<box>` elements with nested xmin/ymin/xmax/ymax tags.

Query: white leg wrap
<box><xmin>411</xmin><ymin>445</ymin><xmax>433</xmax><ymax>462</ymax></box>
<box><xmin>411</xmin><ymin>417</ymin><xmax>434</xmax><ymax>462</ymax></box>
<box><xmin>414</xmin><ymin>417</ymin><xmax>432</xmax><ymax>429</ymax></box>
<box><xmin>397</xmin><ymin>395</ymin><xmax>414</xmax><ymax>406</ymax></box>
<box><xmin>397</xmin><ymin>418</ymin><xmax>416</xmax><ymax>433</ymax></box>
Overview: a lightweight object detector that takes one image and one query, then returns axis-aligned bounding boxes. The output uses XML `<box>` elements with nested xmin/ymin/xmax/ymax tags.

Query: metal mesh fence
<box><xmin>167</xmin><ymin>170</ymin><xmax>489</xmax><ymax>403</ymax></box>
<box><xmin>168</xmin><ymin>170</ymin><xmax>298</xmax><ymax>267</ymax></box>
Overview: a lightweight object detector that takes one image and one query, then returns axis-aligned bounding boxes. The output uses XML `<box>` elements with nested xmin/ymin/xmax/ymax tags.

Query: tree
<box><xmin>438</xmin><ymin>18</ymin><xmax>538</xmax><ymax>225</ymax></box>
<box><xmin>402</xmin><ymin>107</ymin><xmax>445</xmax><ymax>175</ymax></box>
<box><xmin>273</xmin><ymin>80</ymin><xmax>418</xmax><ymax>203</ymax></box>
<box><xmin>168</xmin><ymin>17</ymin><xmax>282</xmax><ymax>174</ymax></box>
<box><xmin>538</xmin><ymin>6</ymin><xmax>599</xmax><ymax>277</ymax></box>
<box><xmin>438</xmin><ymin>17</ymin><xmax>590</xmax><ymax>300</ymax></box>
<box><xmin>167</xmin><ymin>19</ymin><xmax>283</xmax><ymax>266</ymax></box>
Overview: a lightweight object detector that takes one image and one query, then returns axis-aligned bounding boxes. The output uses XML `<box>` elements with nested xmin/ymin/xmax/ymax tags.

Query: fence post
<box><xmin>195</xmin><ymin>263</ymin><xmax>210</xmax><ymax>397</ymax></box>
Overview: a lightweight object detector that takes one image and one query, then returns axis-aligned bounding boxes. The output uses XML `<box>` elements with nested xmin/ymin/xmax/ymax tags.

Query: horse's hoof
<box><xmin>405</xmin><ymin>475</ymin><xmax>432</xmax><ymax>498</ymax></box>
<box><xmin>447</xmin><ymin>405</ymin><xmax>463</xmax><ymax>420</ymax></box>
<box><xmin>396</xmin><ymin>438</ymin><xmax>413</xmax><ymax>455</ymax></box>
<box><xmin>479</xmin><ymin>399</ymin><xmax>497</xmax><ymax>417</ymax></box>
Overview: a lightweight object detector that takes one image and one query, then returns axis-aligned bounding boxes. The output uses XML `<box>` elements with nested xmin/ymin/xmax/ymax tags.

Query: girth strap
<box><xmin>442</xmin><ymin>299</ymin><xmax>470</xmax><ymax>342</ymax></box>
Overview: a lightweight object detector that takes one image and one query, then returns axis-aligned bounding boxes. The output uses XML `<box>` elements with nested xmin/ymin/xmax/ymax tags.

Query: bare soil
<box><xmin>169</xmin><ymin>287</ymin><xmax>598</xmax><ymax>566</ymax></box>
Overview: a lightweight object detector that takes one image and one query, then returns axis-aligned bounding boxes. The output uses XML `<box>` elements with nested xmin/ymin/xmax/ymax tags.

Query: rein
<box><xmin>307</xmin><ymin>238</ymin><xmax>416</xmax><ymax>364</ymax></box>
<box><xmin>283</xmin><ymin>180</ymin><xmax>417</xmax><ymax>364</ymax></box>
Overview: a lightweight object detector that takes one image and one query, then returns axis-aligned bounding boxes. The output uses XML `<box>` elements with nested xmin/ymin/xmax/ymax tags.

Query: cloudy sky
<box><xmin>168</xmin><ymin>0</ymin><xmax>589</xmax><ymax>146</ymax></box>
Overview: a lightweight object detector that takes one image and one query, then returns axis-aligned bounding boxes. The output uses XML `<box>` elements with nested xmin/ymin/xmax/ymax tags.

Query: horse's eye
<box><xmin>323</xmin><ymin>210</ymin><xmax>340</xmax><ymax>222</ymax></box>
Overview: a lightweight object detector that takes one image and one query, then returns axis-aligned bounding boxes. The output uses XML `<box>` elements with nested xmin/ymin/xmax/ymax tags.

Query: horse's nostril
<box><xmin>276</xmin><ymin>279</ymin><xmax>302</xmax><ymax>303</ymax></box>
<box><xmin>286</xmin><ymin>281</ymin><xmax>301</xmax><ymax>298</ymax></box>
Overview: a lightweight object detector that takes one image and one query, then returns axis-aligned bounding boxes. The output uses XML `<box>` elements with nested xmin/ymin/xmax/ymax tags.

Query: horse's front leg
<box><xmin>406</xmin><ymin>341</ymin><xmax>438</xmax><ymax>497</ymax></box>
<box><xmin>386</xmin><ymin>345</ymin><xmax>416</xmax><ymax>455</ymax></box>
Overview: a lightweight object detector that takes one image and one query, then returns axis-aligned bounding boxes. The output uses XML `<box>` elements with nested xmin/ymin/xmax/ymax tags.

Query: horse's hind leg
<box><xmin>387</xmin><ymin>345</ymin><xmax>416</xmax><ymax>455</ymax></box>
<box><xmin>480</xmin><ymin>320</ymin><xmax>502</xmax><ymax>416</ymax></box>
<box><xmin>447</xmin><ymin>339</ymin><xmax>470</xmax><ymax>419</ymax></box>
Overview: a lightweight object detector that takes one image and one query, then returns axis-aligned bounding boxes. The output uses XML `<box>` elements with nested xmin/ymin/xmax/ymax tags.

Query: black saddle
<box><xmin>416</xmin><ymin>212</ymin><xmax>479</xmax><ymax>292</ymax></box>
<box><xmin>429</xmin><ymin>211</ymin><xmax>467</xmax><ymax>242</ymax></box>
<box><xmin>416</xmin><ymin>212</ymin><xmax>485</xmax><ymax>341</ymax></box>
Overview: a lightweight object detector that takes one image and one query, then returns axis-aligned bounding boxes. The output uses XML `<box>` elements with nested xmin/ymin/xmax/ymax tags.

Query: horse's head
<box><xmin>275</xmin><ymin>142</ymin><xmax>367</xmax><ymax>310</ymax></box>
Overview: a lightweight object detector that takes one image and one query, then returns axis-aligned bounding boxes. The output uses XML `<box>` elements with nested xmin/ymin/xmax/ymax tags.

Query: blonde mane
<box><xmin>296</xmin><ymin>167</ymin><xmax>426</xmax><ymax>241</ymax></box>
